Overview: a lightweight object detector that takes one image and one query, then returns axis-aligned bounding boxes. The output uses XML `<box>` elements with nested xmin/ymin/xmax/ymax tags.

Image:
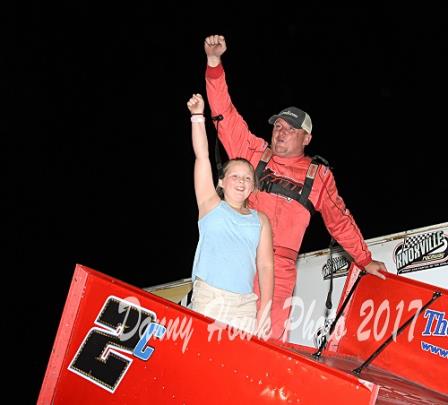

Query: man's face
<box><xmin>270</xmin><ymin>118</ymin><xmax>312</xmax><ymax>157</ymax></box>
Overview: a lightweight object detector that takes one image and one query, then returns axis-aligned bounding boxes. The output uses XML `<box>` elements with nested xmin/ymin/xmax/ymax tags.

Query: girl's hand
<box><xmin>187</xmin><ymin>93</ymin><xmax>204</xmax><ymax>115</ymax></box>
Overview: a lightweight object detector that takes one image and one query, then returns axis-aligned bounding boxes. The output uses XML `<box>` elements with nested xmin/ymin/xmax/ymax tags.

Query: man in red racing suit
<box><xmin>204</xmin><ymin>35</ymin><xmax>387</xmax><ymax>341</ymax></box>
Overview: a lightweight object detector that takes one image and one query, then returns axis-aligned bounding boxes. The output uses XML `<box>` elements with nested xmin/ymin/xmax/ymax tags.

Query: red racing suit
<box><xmin>206</xmin><ymin>64</ymin><xmax>372</xmax><ymax>340</ymax></box>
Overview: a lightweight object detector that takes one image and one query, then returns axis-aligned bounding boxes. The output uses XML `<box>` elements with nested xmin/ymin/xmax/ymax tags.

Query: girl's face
<box><xmin>219</xmin><ymin>161</ymin><xmax>255</xmax><ymax>203</ymax></box>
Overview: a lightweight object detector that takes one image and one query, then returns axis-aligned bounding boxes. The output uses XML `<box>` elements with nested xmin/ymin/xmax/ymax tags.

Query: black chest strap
<box><xmin>255</xmin><ymin>149</ymin><xmax>328</xmax><ymax>215</ymax></box>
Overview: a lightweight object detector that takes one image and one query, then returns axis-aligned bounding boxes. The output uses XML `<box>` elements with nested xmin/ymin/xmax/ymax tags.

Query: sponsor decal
<box><xmin>420</xmin><ymin>309</ymin><xmax>448</xmax><ymax>359</ymax></box>
<box><xmin>420</xmin><ymin>341</ymin><xmax>448</xmax><ymax>359</ymax></box>
<box><xmin>393</xmin><ymin>230</ymin><xmax>448</xmax><ymax>274</ymax></box>
<box><xmin>322</xmin><ymin>255</ymin><xmax>351</xmax><ymax>280</ymax></box>
<box><xmin>281</xmin><ymin>110</ymin><xmax>298</xmax><ymax>118</ymax></box>
<box><xmin>422</xmin><ymin>309</ymin><xmax>448</xmax><ymax>337</ymax></box>
<box><xmin>68</xmin><ymin>296</ymin><xmax>167</xmax><ymax>393</ymax></box>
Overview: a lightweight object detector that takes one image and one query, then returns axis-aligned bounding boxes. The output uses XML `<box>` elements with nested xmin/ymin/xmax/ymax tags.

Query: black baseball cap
<box><xmin>268</xmin><ymin>106</ymin><xmax>312</xmax><ymax>133</ymax></box>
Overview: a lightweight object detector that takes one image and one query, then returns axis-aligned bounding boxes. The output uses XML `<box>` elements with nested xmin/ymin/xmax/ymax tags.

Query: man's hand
<box><xmin>204</xmin><ymin>35</ymin><xmax>226</xmax><ymax>67</ymax></box>
<box><xmin>364</xmin><ymin>260</ymin><xmax>387</xmax><ymax>280</ymax></box>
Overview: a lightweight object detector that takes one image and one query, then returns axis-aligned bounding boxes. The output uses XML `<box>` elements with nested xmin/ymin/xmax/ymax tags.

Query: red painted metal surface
<box><xmin>39</xmin><ymin>264</ymin><xmax>378</xmax><ymax>404</ymax></box>
<box><xmin>328</xmin><ymin>266</ymin><xmax>447</xmax><ymax>396</ymax></box>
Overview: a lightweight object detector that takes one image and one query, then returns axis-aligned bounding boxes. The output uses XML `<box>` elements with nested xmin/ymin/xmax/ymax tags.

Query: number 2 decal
<box><xmin>68</xmin><ymin>296</ymin><xmax>166</xmax><ymax>393</ymax></box>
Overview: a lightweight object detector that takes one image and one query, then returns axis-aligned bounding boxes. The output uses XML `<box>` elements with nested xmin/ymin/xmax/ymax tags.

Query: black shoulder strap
<box><xmin>212</xmin><ymin>114</ymin><xmax>224</xmax><ymax>178</ymax></box>
<box><xmin>312</xmin><ymin>154</ymin><xmax>330</xmax><ymax>167</ymax></box>
<box><xmin>298</xmin><ymin>154</ymin><xmax>330</xmax><ymax>209</ymax></box>
<box><xmin>255</xmin><ymin>151</ymin><xmax>329</xmax><ymax>215</ymax></box>
<box><xmin>298</xmin><ymin>156</ymin><xmax>321</xmax><ymax>207</ymax></box>
<box><xmin>255</xmin><ymin>147</ymin><xmax>272</xmax><ymax>179</ymax></box>
<box><xmin>215</xmin><ymin>139</ymin><xmax>223</xmax><ymax>178</ymax></box>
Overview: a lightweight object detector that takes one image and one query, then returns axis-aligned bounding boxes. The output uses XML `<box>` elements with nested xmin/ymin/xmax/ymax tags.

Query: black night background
<box><xmin>8</xmin><ymin>4</ymin><xmax>446</xmax><ymax>401</ymax></box>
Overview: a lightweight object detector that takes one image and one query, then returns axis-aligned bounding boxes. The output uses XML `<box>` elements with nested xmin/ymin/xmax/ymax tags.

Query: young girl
<box><xmin>187</xmin><ymin>93</ymin><xmax>274</xmax><ymax>334</ymax></box>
